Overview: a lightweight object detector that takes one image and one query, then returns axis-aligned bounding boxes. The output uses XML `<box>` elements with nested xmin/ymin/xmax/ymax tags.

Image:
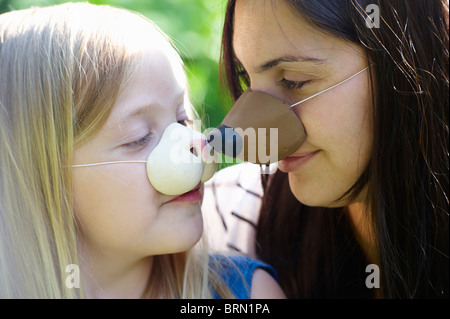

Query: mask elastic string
<box><xmin>72</xmin><ymin>160</ymin><xmax>147</xmax><ymax>168</ymax></box>
<box><xmin>290</xmin><ymin>64</ymin><xmax>374</xmax><ymax>108</ymax></box>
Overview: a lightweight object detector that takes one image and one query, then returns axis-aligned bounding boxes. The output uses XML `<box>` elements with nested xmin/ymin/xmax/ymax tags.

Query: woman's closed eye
<box><xmin>278</xmin><ymin>78</ymin><xmax>311</xmax><ymax>90</ymax></box>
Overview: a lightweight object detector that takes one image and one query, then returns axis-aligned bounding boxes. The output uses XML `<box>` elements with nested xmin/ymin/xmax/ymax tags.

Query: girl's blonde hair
<box><xmin>0</xmin><ymin>3</ymin><xmax>233</xmax><ymax>298</ymax></box>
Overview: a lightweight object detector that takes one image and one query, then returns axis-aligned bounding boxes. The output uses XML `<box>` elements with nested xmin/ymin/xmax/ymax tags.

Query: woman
<box><xmin>0</xmin><ymin>3</ymin><xmax>285</xmax><ymax>298</ymax></box>
<box><xmin>203</xmin><ymin>0</ymin><xmax>448</xmax><ymax>298</ymax></box>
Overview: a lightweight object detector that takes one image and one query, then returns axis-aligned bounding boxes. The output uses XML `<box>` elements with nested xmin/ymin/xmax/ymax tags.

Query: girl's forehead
<box><xmin>117</xmin><ymin>53</ymin><xmax>183</xmax><ymax>101</ymax></box>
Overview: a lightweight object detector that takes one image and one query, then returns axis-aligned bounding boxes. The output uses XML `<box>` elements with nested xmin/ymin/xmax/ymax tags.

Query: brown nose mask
<box><xmin>207</xmin><ymin>89</ymin><xmax>305</xmax><ymax>165</ymax></box>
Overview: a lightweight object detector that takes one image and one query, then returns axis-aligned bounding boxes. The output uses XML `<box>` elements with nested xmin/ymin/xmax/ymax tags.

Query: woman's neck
<box><xmin>346</xmin><ymin>201</ymin><xmax>383</xmax><ymax>299</ymax></box>
<box><xmin>346</xmin><ymin>202</ymin><xmax>379</xmax><ymax>265</ymax></box>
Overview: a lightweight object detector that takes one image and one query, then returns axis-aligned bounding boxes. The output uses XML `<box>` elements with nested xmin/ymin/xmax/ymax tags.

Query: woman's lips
<box><xmin>164</xmin><ymin>183</ymin><xmax>202</xmax><ymax>204</ymax></box>
<box><xmin>278</xmin><ymin>150</ymin><xmax>320</xmax><ymax>173</ymax></box>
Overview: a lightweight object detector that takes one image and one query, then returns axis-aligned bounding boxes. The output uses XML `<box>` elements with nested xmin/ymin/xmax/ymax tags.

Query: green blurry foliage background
<box><xmin>1</xmin><ymin>0</ymin><xmax>237</xmax><ymax>168</ymax></box>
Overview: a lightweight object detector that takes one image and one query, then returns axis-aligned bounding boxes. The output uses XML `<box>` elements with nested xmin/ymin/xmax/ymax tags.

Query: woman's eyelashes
<box><xmin>236</xmin><ymin>64</ymin><xmax>311</xmax><ymax>91</ymax></box>
<box><xmin>278</xmin><ymin>78</ymin><xmax>311</xmax><ymax>90</ymax></box>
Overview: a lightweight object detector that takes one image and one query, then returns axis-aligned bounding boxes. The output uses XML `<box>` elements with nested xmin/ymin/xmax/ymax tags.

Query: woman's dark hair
<box><xmin>220</xmin><ymin>0</ymin><xmax>449</xmax><ymax>298</ymax></box>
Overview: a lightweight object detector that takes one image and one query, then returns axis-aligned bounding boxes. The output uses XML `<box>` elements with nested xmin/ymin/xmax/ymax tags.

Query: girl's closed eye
<box><xmin>279</xmin><ymin>78</ymin><xmax>311</xmax><ymax>90</ymax></box>
<box><xmin>177</xmin><ymin>119</ymin><xmax>193</xmax><ymax>128</ymax></box>
<box><xmin>123</xmin><ymin>119</ymin><xmax>192</xmax><ymax>150</ymax></box>
<box><xmin>123</xmin><ymin>132</ymin><xmax>153</xmax><ymax>149</ymax></box>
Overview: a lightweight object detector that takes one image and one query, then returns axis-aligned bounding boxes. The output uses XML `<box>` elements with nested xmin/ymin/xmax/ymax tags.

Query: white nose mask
<box><xmin>73</xmin><ymin>122</ymin><xmax>218</xmax><ymax>195</ymax></box>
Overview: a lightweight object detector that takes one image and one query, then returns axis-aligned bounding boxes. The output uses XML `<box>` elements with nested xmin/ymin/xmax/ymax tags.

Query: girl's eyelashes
<box><xmin>177</xmin><ymin>119</ymin><xmax>193</xmax><ymax>127</ymax></box>
<box><xmin>123</xmin><ymin>132</ymin><xmax>152</xmax><ymax>149</ymax></box>
<box><xmin>122</xmin><ymin>119</ymin><xmax>191</xmax><ymax>150</ymax></box>
<box><xmin>278</xmin><ymin>78</ymin><xmax>311</xmax><ymax>90</ymax></box>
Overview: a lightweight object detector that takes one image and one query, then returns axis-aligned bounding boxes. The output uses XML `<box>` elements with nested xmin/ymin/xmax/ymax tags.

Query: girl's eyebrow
<box><xmin>122</xmin><ymin>90</ymin><xmax>185</xmax><ymax>122</ymax></box>
<box><xmin>124</xmin><ymin>104</ymin><xmax>155</xmax><ymax>121</ymax></box>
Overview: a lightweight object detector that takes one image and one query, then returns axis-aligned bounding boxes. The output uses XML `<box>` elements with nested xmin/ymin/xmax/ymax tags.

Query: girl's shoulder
<box><xmin>210</xmin><ymin>254</ymin><xmax>278</xmax><ymax>299</ymax></box>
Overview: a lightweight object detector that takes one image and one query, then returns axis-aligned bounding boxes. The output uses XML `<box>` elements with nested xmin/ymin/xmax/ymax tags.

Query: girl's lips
<box><xmin>164</xmin><ymin>183</ymin><xmax>202</xmax><ymax>204</ymax></box>
<box><xmin>278</xmin><ymin>150</ymin><xmax>320</xmax><ymax>173</ymax></box>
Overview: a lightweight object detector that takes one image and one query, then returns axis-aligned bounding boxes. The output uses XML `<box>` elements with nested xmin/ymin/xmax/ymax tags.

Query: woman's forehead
<box><xmin>233</xmin><ymin>1</ymin><xmax>363</xmax><ymax>73</ymax></box>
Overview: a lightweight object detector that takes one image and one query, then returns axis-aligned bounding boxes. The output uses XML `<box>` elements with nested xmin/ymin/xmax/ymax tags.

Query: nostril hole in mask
<box><xmin>190</xmin><ymin>147</ymin><xmax>198</xmax><ymax>157</ymax></box>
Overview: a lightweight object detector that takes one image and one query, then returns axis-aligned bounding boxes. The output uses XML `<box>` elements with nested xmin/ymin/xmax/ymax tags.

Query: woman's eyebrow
<box><xmin>255</xmin><ymin>54</ymin><xmax>327</xmax><ymax>73</ymax></box>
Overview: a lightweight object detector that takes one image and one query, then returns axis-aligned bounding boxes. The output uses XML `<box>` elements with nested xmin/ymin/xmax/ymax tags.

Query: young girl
<box><xmin>203</xmin><ymin>0</ymin><xmax>448</xmax><ymax>298</ymax></box>
<box><xmin>0</xmin><ymin>3</ymin><xmax>285</xmax><ymax>299</ymax></box>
